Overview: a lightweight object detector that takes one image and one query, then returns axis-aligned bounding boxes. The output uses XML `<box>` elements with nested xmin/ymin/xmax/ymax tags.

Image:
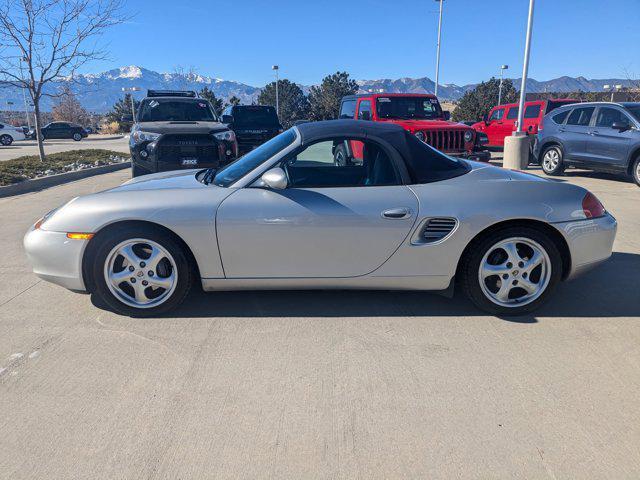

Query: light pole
<box><xmin>272</xmin><ymin>65</ymin><xmax>280</xmax><ymax>118</ymax></box>
<box><xmin>498</xmin><ymin>64</ymin><xmax>509</xmax><ymax>105</ymax></box>
<box><xmin>603</xmin><ymin>84</ymin><xmax>623</xmax><ymax>102</ymax></box>
<box><xmin>121</xmin><ymin>87</ymin><xmax>141</xmax><ymax>121</ymax></box>
<box><xmin>503</xmin><ymin>0</ymin><xmax>535</xmax><ymax>170</ymax></box>
<box><xmin>434</xmin><ymin>0</ymin><xmax>444</xmax><ymax>97</ymax></box>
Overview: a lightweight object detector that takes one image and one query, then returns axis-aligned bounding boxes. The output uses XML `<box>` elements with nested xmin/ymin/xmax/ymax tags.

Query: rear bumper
<box><xmin>23</xmin><ymin>226</ymin><xmax>88</xmax><ymax>291</ymax></box>
<box><xmin>456</xmin><ymin>150</ymin><xmax>491</xmax><ymax>162</ymax></box>
<box><xmin>553</xmin><ymin>213</ymin><xmax>617</xmax><ymax>280</ymax></box>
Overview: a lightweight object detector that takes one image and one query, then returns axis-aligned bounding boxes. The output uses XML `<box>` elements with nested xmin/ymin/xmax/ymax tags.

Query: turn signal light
<box><xmin>582</xmin><ymin>192</ymin><xmax>606</xmax><ymax>219</ymax></box>
<box><xmin>66</xmin><ymin>232</ymin><xmax>94</xmax><ymax>240</ymax></box>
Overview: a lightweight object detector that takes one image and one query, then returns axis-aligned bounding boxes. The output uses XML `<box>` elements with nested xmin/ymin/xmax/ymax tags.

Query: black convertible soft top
<box><xmin>295</xmin><ymin>120</ymin><xmax>470</xmax><ymax>184</ymax></box>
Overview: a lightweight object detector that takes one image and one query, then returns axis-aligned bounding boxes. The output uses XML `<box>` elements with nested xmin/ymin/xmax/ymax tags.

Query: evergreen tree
<box><xmin>228</xmin><ymin>95</ymin><xmax>241</xmax><ymax>106</ymax></box>
<box><xmin>308</xmin><ymin>71</ymin><xmax>358</xmax><ymax>121</ymax></box>
<box><xmin>105</xmin><ymin>93</ymin><xmax>141</xmax><ymax>123</ymax></box>
<box><xmin>258</xmin><ymin>79</ymin><xmax>309</xmax><ymax>128</ymax></box>
<box><xmin>198</xmin><ymin>86</ymin><xmax>225</xmax><ymax>116</ymax></box>
<box><xmin>452</xmin><ymin>77</ymin><xmax>518</xmax><ymax>122</ymax></box>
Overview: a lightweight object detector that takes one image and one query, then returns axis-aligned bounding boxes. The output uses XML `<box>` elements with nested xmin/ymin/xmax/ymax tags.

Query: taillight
<box><xmin>582</xmin><ymin>192</ymin><xmax>606</xmax><ymax>218</ymax></box>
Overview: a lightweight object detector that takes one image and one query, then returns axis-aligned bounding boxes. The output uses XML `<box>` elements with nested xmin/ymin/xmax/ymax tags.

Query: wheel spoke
<box><xmin>132</xmin><ymin>282</ymin><xmax>149</xmax><ymax>302</ymax></box>
<box><xmin>495</xmin><ymin>280</ymin><xmax>512</xmax><ymax>302</ymax></box>
<box><xmin>109</xmin><ymin>269</ymin><xmax>131</xmax><ymax>288</ymax></box>
<box><xmin>524</xmin><ymin>251</ymin><xmax>543</xmax><ymax>271</ymax></box>
<box><xmin>519</xmin><ymin>278</ymin><xmax>539</xmax><ymax>296</ymax></box>
<box><xmin>148</xmin><ymin>273</ymin><xmax>174</xmax><ymax>290</ymax></box>
<box><xmin>502</xmin><ymin>242</ymin><xmax>522</xmax><ymax>264</ymax></box>
<box><xmin>119</xmin><ymin>244</ymin><xmax>141</xmax><ymax>267</ymax></box>
<box><xmin>481</xmin><ymin>263</ymin><xmax>509</xmax><ymax>278</ymax></box>
<box><xmin>146</xmin><ymin>246</ymin><xmax>164</xmax><ymax>271</ymax></box>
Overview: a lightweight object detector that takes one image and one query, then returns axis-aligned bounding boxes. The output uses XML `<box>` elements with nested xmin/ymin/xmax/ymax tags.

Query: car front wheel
<box><xmin>90</xmin><ymin>225</ymin><xmax>193</xmax><ymax>316</ymax></box>
<box><xmin>541</xmin><ymin>145</ymin><xmax>565</xmax><ymax>175</ymax></box>
<box><xmin>632</xmin><ymin>156</ymin><xmax>640</xmax><ymax>187</ymax></box>
<box><xmin>72</xmin><ymin>132</ymin><xmax>82</xmax><ymax>141</ymax></box>
<box><xmin>460</xmin><ymin>226</ymin><xmax>562</xmax><ymax>316</ymax></box>
<box><xmin>0</xmin><ymin>134</ymin><xmax>13</xmax><ymax>146</ymax></box>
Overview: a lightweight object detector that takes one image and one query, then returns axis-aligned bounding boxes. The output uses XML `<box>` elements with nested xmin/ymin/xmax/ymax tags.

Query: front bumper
<box><xmin>456</xmin><ymin>150</ymin><xmax>491</xmax><ymax>162</ymax></box>
<box><xmin>23</xmin><ymin>226</ymin><xmax>88</xmax><ymax>291</ymax></box>
<box><xmin>553</xmin><ymin>212</ymin><xmax>617</xmax><ymax>280</ymax></box>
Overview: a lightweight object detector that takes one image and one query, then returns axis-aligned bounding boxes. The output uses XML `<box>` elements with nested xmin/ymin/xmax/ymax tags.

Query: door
<box><xmin>484</xmin><ymin>107</ymin><xmax>506</xmax><ymax>146</ymax></box>
<box><xmin>562</xmin><ymin>106</ymin><xmax>595</xmax><ymax>162</ymax></box>
<box><xmin>501</xmin><ymin>106</ymin><xmax>520</xmax><ymax>141</ymax></box>
<box><xmin>216</xmin><ymin>137</ymin><xmax>418</xmax><ymax>278</ymax></box>
<box><xmin>522</xmin><ymin>103</ymin><xmax>543</xmax><ymax>134</ymax></box>
<box><xmin>586</xmin><ymin>106</ymin><xmax>635</xmax><ymax>171</ymax></box>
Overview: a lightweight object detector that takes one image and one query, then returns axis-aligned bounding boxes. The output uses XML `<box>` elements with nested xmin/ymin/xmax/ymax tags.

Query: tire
<box><xmin>0</xmin><ymin>134</ymin><xmax>13</xmax><ymax>146</ymax></box>
<box><xmin>72</xmin><ymin>132</ymin><xmax>82</xmax><ymax>141</ymax></box>
<box><xmin>90</xmin><ymin>224</ymin><xmax>194</xmax><ymax>316</ymax></box>
<box><xmin>459</xmin><ymin>226</ymin><xmax>563</xmax><ymax>316</ymax></box>
<box><xmin>540</xmin><ymin>145</ymin><xmax>565</xmax><ymax>176</ymax></box>
<box><xmin>333</xmin><ymin>144</ymin><xmax>349</xmax><ymax>166</ymax></box>
<box><xmin>631</xmin><ymin>156</ymin><xmax>640</xmax><ymax>187</ymax></box>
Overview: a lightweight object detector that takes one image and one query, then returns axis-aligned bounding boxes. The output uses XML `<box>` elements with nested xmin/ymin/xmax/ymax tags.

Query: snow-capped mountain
<box><xmin>0</xmin><ymin>65</ymin><xmax>637</xmax><ymax>113</ymax></box>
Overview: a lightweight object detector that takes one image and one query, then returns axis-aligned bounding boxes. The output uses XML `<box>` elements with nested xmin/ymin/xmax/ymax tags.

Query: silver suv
<box><xmin>534</xmin><ymin>102</ymin><xmax>640</xmax><ymax>186</ymax></box>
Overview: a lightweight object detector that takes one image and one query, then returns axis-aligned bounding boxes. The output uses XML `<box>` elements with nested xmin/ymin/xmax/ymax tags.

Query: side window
<box><xmin>552</xmin><ymin>110</ymin><xmax>569</xmax><ymax>125</ymax></box>
<box><xmin>488</xmin><ymin>108</ymin><xmax>504</xmax><ymax>121</ymax></box>
<box><xmin>595</xmin><ymin>107</ymin><xmax>631</xmax><ymax>128</ymax></box>
<box><xmin>506</xmin><ymin>107</ymin><xmax>519</xmax><ymax>120</ymax></box>
<box><xmin>566</xmin><ymin>107</ymin><xmax>595</xmax><ymax>126</ymax></box>
<box><xmin>357</xmin><ymin>100</ymin><xmax>372</xmax><ymax>120</ymax></box>
<box><xmin>284</xmin><ymin>139</ymin><xmax>399</xmax><ymax>188</ymax></box>
<box><xmin>339</xmin><ymin>100</ymin><xmax>356</xmax><ymax>119</ymax></box>
<box><xmin>524</xmin><ymin>104</ymin><xmax>541</xmax><ymax>119</ymax></box>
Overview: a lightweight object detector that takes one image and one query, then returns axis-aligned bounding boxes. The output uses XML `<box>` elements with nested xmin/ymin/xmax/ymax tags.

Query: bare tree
<box><xmin>52</xmin><ymin>85</ymin><xmax>90</xmax><ymax>125</ymax></box>
<box><xmin>0</xmin><ymin>0</ymin><xmax>126</xmax><ymax>160</ymax></box>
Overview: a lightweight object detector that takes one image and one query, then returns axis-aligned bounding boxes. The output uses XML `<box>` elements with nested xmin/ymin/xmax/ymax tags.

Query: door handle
<box><xmin>382</xmin><ymin>207</ymin><xmax>412</xmax><ymax>219</ymax></box>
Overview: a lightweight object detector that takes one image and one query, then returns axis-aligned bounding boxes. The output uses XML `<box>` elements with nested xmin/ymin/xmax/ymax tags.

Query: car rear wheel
<box><xmin>632</xmin><ymin>156</ymin><xmax>640</xmax><ymax>187</ymax></box>
<box><xmin>0</xmin><ymin>134</ymin><xmax>13</xmax><ymax>146</ymax></box>
<box><xmin>72</xmin><ymin>132</ymin><xmax>82</xmax><ymax>141</ymax></box>
<box><xmin>541</xmin><ymin>145</ymin><xmax>565</xmax><ymax>175</ymax></box>
<box><xmin>460</xmin><ymin>226</ymin><xmax>562</xmax><ymax>316</ymax></box>
<box><xmin>90</xmin><ymin>225</ymin><xmax>193</xmax><ymax>316</ymax></box>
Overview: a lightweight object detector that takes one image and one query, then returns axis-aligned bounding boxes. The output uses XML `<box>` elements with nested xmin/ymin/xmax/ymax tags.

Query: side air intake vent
<box><xmin>419</xmin><ymin>217</ymin><xmax>457</xmax><ymax>243</ymax></box>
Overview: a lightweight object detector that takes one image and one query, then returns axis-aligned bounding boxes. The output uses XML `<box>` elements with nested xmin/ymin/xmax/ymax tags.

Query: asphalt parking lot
<box><xmin>1</xmin><ymin>163</ymin><xmax>639</xmax><ymax>478</ymax></box>
<box><xmin>0</xmin><ymin>134</ymin><xmax>130</xmax><ymax>161</ymax></box>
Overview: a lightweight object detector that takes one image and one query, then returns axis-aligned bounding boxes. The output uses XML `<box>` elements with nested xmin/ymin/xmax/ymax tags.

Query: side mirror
<box><xmin>221</xmin><ymin>114</ymin><xmax>234</xmax><ymax>124</ymax></box>
<box><xmin>482</xmin><ymin>113</ymin><xmax>489</xmax><ymax>125</ymax></box>
<box><xmin>121</xmin><ymin>114</ymin><xmax>133</xmax><ymax>122</ymax></box>
<box><xmin>261</xmin><ymin>167</ymin><xmax>288</xmax><ymax>190</ymax></box>
<box><xmin>359</xmin><ymin>111</ymin><xmax>371</xmax><ymax>121</ymax></box>
<box><xmin>442</xmin><ymin>111</ymin><xmax>451</xmax><ymax>121</ymax></box>
<box><xmin>612</xmin><ymin>121</ymin><xmax>630</xmax><ymax>132</ymax></box>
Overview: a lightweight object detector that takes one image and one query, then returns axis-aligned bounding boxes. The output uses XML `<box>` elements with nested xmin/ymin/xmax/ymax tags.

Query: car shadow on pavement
<box><xmin>90</xmin><ymin>251</ymin><xmax>639</xmax><ymax>323</ymax></box>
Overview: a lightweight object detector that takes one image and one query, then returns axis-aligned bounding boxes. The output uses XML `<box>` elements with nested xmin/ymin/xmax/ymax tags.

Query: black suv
<box><xmin>128</xmin><ymin>90</ymin><xmax>238</xmax><ymax>177</ymax></box>
<box><xmin>221</xmin><ymin>105</ymin><xmax>282</xmax><ymax>155</ymax></box>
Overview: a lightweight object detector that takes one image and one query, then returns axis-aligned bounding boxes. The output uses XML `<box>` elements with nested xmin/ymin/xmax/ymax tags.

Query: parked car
<box><xmin>473</xmin><ymin>99</ymin><xmax>577</xmax><ymax>148</ymax></box>
<box><xmin>0</xmin><ymin>122</ymin><xmax>26</xmax><ymax>145</ymax></box>
<box><xmin>221</xmin><ymin>105</ymin><xmax>282</xmax><ymax>155</ymax></box>
<box><xmin>30</xmin><ymin>122</ymin><xmax>89</xmax><ymax>141</ymax></box>
<box><xmin>534</xmin><ymin>102</ymin><xmax>640</xmax><ymax>186</ymax></box>
<box><xmin>24</xmin><ymin>120</ymin><xmax>616</xmax><ymax>317</ymax></box>
<box><xmin>340</xmin><ymin>93</ymin><xmax>490</xmax><ymax>161</ymax></box>
<box><xmin>127</xmin><ymin>90</ymin><xmax>238</xmax><ymax>177</ymax></box>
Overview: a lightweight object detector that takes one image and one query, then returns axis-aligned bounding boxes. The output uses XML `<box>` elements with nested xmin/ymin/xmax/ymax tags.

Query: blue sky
<box><xmin>91</xmin><ymin>0</ymin><xmax>640</xmax><ymax>86</ymax></box>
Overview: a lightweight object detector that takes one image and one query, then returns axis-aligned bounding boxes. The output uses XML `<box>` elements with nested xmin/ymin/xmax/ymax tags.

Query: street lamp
<box><xmin>498</xmin><ymin>64</ymin><xmax>509</xmax><ymax>105</ymax></box>
<box><xmin>272</xmin><ymin>65</ymin><xmax>280</xmax><ymax>118</ymax></box>
<box><xmin>121</xmin><ymin>87</ymin><xmax>141</xmax><ymax>121</ymax></box>
<box><xmin>515</xmin><ymin>0</ymin><xmax>535</xmax><ymax>135</ymax></box>
<box><xmin>603</xmin><ymin>84</ymin><xmax>623</xmax><ymax>102</ymax></box>
<box><xmin>434</xmin><ymin>0</ymin><xmax>444</xmax><ymax>97</ymax></box>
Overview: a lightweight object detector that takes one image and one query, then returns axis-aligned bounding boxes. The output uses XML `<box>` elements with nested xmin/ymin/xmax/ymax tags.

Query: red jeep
<box><xmin>472</xmin><ymin>98</ymin><xmax>577</xmax><ymax>148</ymax></box>
<box><xmin>339</xmin><ymin>93</ymin><xmax>490</xmax><ymax>161</ymax></box>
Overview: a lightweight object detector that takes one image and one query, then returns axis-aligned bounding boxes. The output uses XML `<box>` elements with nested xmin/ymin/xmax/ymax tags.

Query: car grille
<box><xmin>422</xmin><ymin>130</ymin><xmax>466</xmax><ymax>152</ymax></box>
<box><xmin>156</xmin><ymin>134</ymin><xmax>219</xmax><ymax>165</ymax></box>
<box><xmin>420</xmin><ymin>218</ymin><xmax>458</xmax><ymax>243</ymax></box>
<box><xmin>236</xmin><ymin>130</ymin><xmax>277</xmax><ymax>151</ymax></box>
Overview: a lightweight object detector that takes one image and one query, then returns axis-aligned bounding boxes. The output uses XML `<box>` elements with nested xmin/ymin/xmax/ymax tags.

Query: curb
<box><xmin>0</xmin><ymin>162</ymin><xmax>131</xmax><ymax>198</ymax></box>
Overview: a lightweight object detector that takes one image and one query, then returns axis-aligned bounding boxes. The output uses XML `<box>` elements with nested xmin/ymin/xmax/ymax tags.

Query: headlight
<box><xmin>34</xmin><ymin>207</ymin><xmax>59</xmax><ymax>229</ymax></box>
<box><xmin>464</xmin><ymin>130</ymin><xmax>473</xmax><ymax>143</ymax></box>
<box><xmin>213</xmin><ymin>130</ymin><xmax>235</xmax><ymax>142</ymax></box>
<box><xmin>132</xmin><ymin>130</ymin><xmax>161</xmax><ymax>144</ymax></box>
<box><xmin>414</xmin><ymin>131</ymin><xmax>425</xmax><ymax>142</ymax></box>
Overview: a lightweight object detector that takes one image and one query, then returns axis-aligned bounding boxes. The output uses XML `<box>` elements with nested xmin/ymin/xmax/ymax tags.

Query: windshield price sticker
<box><xmin>378</xmin><ymin>97</ymin><xmax>391</xmax><ymax>102</ymax></box>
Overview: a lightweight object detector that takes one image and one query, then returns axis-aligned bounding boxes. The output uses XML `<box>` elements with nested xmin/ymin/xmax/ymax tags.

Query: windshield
<box><xmin>212</xmin><ymin>128</ymin><xmax>297</xmax><ymax>187</ymax></box>
<box><xmin>376</xmin><ymin>97</ymin><xmax>443</xmax><ymax>120</ymax></box>
<box><xmin>624</xmin><ymin>105</ymin><xmax>640</xmax><ymax>123</ymax></box>
<box><xmin>138</xmin><ymin>99</ymin><xmax>216</xmax><ymax>122</ymax></box>
<box><xmin>233</xmin><ymin>106</ymin><xmax>280</xmax><ymax>127</ymax></box>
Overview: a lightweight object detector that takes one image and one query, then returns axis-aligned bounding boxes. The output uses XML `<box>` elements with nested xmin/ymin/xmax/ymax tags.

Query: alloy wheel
<box><xmin>478</xmin><ymin>237</ymin><xmax>551</xmax><ymax>308</ymax></box>
<box><xmin>0</xmin><ymin>135</ymin><xmax>12</xmax><ymax>146</ymax></box>
<box><xmin>103</xmin><ymin>238</ymin><xmax>178</xmax><ymax>309</ymax></box>
<box><xmin>542</xmin><ymin>149</ymin><xmax>559</xmax><ymax>172</ymax></box>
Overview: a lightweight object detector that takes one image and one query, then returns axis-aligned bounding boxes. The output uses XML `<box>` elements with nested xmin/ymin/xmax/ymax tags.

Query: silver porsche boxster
<box><xmin>24</xmin><ymin>120</ymin><xmax>617</xmax><ymax>316</ymax></box>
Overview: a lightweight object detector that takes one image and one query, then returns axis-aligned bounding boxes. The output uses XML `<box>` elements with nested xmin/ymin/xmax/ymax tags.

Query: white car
<box><xmin>0</xmin><ymin>123</ymin><xmax>26</xmax><ymax>145</ymax></box>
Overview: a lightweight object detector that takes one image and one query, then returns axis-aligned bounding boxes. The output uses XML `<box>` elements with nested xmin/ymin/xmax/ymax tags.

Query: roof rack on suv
<box><xmin>147</xmin><ymin>90</ymin><xmax>197</xmax><ymax>98</ymax></box>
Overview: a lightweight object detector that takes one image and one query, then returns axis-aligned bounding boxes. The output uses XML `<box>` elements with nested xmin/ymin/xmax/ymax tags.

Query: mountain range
<box><xmin>0</xmin><ymin>65</ymin><xmax>637</xmax><ymax>113</ymax></box>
